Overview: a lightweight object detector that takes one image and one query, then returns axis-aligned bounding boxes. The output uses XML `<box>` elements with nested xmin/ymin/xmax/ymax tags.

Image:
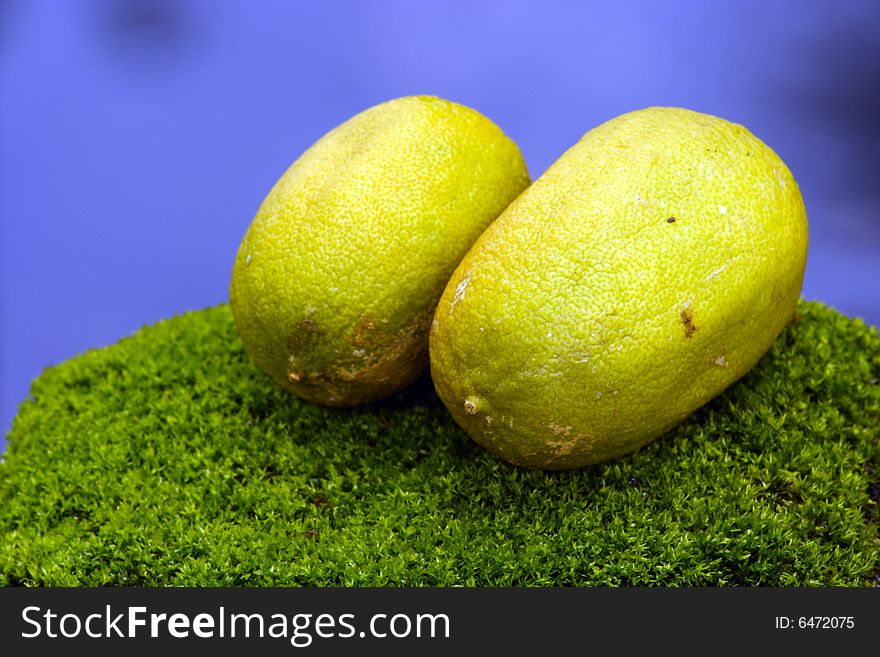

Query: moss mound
<box><xmin>1</xmin><ymin>301</ymin><xmax>878</xmax><ymax>586</ymax></box>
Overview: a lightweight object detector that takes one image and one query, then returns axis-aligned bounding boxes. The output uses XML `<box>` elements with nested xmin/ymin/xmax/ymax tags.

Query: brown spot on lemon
<box><xmin>548</xmin><ymin>422</ymin><xmax>573</xmax><ymax>436</ymax></box>
<box><xmin>547</xmin><ymin>439</ymin><xmax>576</xmax><ymax>456</ymax></box>
<box><xmin>680</xmin><ymin>306</ymin><xmax>697</xmax><ymax>338</ymax></box>
<box><xmin>352</xmin><ymin>317</ymin><xmax>376</xmax><ymax>347</ymax></box>
<box><xmin>287</xmin><ymin>319</ymin><xmax>428</xmax><ymax>407</ymax></box>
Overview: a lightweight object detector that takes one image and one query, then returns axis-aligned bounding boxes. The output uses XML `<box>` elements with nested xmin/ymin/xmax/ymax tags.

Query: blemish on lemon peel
<box><xmin>680</xmin><ymin>304</ymin><xmax>697</xmax><ymax>338</ymax></box>
<box><xmin>548</xmin><ymin>422</ymin><xmax>573</xmax><ymax>436</ymax></box>
<box><xmin>352</xmin><ymin>318</ymin><xmax>375</xmax><ymax>347</ymax></box>
<box><xmin>463</xmin><ymin>394</ymin><xmax>488</xmax><ymax>416</ymax></box>
<box><xmin>450</xmin><ymin>276</ymin><xmax>470</xmax><ymax>312</ymax></box>
<box><xmin>704</xmin><ymin>265</ymin><xmax>727</xmax><ymax>282</ymax></box>
<box><xmin>714</xmin><ymin>354</ymin><xmax>728</xmax><ymax>367</ymax></box>
<box><xmin>547</xmin><ymin>439</ymin><xmax>576</xmax><ymax>456</ymax></box>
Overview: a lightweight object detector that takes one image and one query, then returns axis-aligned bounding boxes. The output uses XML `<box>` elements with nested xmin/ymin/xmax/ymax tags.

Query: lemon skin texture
<box><xmin>430</xmin><ymin>107</ymin><xmax>808</xmax><ymax>470</ymax></box>
<box><xmin>230</xmin><ymin>96</ymin><xmax>530</xmax><ymax>407</ymax></box>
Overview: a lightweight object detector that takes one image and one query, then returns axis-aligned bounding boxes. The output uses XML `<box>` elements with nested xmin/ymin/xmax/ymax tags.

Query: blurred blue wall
<box><xmin>2</xmin><ymin>0</ymin><xmax>878</xmax><ymax>452</ymax></box>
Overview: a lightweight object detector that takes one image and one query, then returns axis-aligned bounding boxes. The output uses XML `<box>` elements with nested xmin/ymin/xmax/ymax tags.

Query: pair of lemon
<box><xmin>229</xmin><ymin>96</ymin><xmax>808</xmax><ymax>470</ymax></box>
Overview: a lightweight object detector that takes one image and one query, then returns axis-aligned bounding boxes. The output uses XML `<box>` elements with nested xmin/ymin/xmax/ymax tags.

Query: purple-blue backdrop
<box><xmin>2</xmin><ymin>0</ymin><xmax>879</xmax><ymax>453</ymax></box>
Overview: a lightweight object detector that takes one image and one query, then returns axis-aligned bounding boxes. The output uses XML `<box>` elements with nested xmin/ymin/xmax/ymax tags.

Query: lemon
<box><xmin>230</xmin><ymin>96</ymin><xmax>530</xmax><ymax>407</ymax></box>
<box><xmin>430</xmin><ymin>107</ymin><xmax>809</xmax><ymax>469</ymax></box>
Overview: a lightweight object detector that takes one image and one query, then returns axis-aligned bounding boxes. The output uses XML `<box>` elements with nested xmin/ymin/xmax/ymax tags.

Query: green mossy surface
<box><xmin>1</xmin><ymin>301</ymin><xmax>878</xmax><ymax>586</ymax></box>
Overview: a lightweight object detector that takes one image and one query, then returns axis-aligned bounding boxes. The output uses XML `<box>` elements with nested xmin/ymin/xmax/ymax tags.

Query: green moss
<box><xmin>1</xmin><ymin>301</ymin><xmax>878</xmax><ymax>586</ymax></box>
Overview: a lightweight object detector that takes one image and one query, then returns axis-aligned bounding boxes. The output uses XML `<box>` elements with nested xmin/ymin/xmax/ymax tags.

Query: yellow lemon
<box><xmin>230</xmin><ymin>96</ymin><xmax>529</xmax><ymax>407</ymax></box>
<box><xmin>430</xmin><ymin>107</ymin><xmax>808</xmax><ymax>469</ymax></box>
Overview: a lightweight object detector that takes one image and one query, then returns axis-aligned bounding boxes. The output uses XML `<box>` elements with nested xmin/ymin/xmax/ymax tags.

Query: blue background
<box><xmin>2</xmin><ymin>0</ymin><xmax>879</xmax><ymax>454</ymax></box>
